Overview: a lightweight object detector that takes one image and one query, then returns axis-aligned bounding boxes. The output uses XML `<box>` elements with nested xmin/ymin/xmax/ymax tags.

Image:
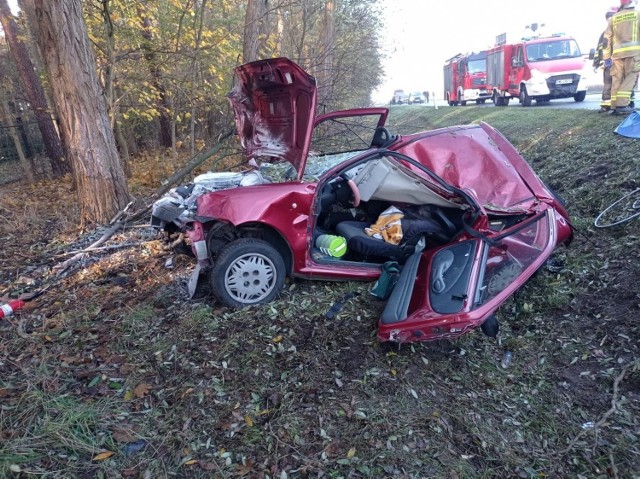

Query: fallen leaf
<box><xmin>346</xmin><ymin>447</ymin><xmax>356</xmax><ymax>459</ymax></box>
<box><xmin>272</xmin><ymin>335</ymin><xmax>283</xmax><ymax>343</ymax></box>
<box><xmin>236</xmin><ymin>457</ymin><xmax>254</xmax><ymax>476</ymax></box>
<box><xmin>93</xmin><ymin>451</ymin><xmax>115</xmax><ymax>461</ymax></box>
<box><xmin>134</xmin><ymin>383</ymin><xmax>152</xmax><ymax>398</ymax></box>
<box><xmin>244</xmin><ymin>415</ymin><xmax>254</xmax><ymax>427</ymax></box>
<box><xmin>112</xmin><ymin>428</ymin><xmax>136</xmax><ymax>443</ymax></box>
<box><xmin>124</xmin><ymin>390</ymin><xmax>134</xmax><ymax>401</ymax></box>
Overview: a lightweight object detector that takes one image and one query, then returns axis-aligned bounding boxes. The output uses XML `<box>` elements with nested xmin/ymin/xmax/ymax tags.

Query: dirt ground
<box><xmin>1</xmin><ymin>107</ymin><xmax>639</xmax><ymax>478</ymax></box>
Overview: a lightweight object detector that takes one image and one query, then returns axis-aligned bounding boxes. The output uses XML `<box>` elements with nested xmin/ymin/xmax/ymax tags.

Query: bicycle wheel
<box><xmin>594</xmin><ymin>188</ymin><xmax>640</xmax><ymax>228</ymax></box>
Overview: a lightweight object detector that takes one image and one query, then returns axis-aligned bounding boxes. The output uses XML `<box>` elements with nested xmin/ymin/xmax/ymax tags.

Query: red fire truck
<box><xmin>443</xmin><ymin>51</ymin><xmax>491</xmax><ymax>106</ymax></box>
<box><xmin>486</xmin><ymin>33</ymin><xmax>589</xmax><ymax>106</ymax></box>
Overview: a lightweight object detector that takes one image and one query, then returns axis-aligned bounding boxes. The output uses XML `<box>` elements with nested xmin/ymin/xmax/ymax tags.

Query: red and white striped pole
<box><xmin>0</xmin><ymin>300</ymin><xmax>26</xmax><ymax>319</ymax></box>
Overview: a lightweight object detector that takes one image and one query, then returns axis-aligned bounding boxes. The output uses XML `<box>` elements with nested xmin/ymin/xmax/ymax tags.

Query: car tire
<box><xmin>520</xmin><ymin>86</ymin><xmax>532</xmax><ymax>107</ymax></box>
<box><xmin>209</xmin><ymin>238</ymin><xmax>286</xmax><ymax>308</ymax></box>
<box><xmin>574</xmin><ymin>91</ymin><xmax>586</xmax><ymax>102</ymax></box>
<box><xmin>460</xmin><ymin>100</ymin><xmax>467</xmax><ymax>106</ymax></box>
<box><xmin>493</xmin><ymin>91</ymin><xmax>504</xmax><ymax>107</ymax></box>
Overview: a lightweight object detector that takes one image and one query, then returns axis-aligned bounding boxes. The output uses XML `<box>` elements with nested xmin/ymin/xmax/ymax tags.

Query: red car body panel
<box><xmin>195</xmin><ymin>182</ymin><xmax>382</xmax><ymax>281</ymax></box>
<box><xmin>393</xmin><ymin>124</ymin><xmax>538</xmax><ymax>212</ymax></box>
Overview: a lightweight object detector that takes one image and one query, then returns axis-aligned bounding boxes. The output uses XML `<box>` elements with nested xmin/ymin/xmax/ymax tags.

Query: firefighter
<box><xmin>594</xmin><ymin>7</ymin><xmax>619</xmax><ymax>112</ymax></box>
<box><xmin>603</xmin><ymin>0</ymin><xmax>640</xmax><ymax>115</ymax></box>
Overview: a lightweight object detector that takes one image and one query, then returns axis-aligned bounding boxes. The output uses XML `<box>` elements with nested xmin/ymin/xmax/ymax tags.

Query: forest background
<box><xmin>0</xmin><ymin>0</ymin><xmax>383</xmax><ymax>224</ymax></box>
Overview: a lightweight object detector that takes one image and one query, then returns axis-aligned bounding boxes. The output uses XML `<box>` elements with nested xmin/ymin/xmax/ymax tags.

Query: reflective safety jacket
<box><xmin>604</xmin><ymin>7</ymin><xmax>640</xmax><ymax>60</ymax></box>
<box><xmin>593</xmin><ymin>31</ymin><xmax>607</xmax><ymax>68</ymax></box>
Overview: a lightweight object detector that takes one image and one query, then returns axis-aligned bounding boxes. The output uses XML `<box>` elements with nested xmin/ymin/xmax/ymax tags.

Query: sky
<box><xmin>372</xmin><ymin>0</ymin><xmax>619</xmax><ymax>103</ymax></box>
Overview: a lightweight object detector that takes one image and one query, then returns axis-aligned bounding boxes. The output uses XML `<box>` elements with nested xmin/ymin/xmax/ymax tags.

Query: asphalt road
<box><xmin>426</xmin><ymin>92</ymin><xmax>603</xmax><ymax>110</ymax></box>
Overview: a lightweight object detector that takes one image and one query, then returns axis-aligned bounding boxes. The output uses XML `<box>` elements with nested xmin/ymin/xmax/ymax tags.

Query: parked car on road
<box><xmin>408</xmin><ymin>92</ymin><xmax>426</xmax><ymax>104</ymax></box>
<box><xmin>152</xmin><ymin>57</ymin><xmax>573</xmax><ymax>344</ymax></box>
<box><xmin>390</xmin><ymin>89</ymin><xmax>405</xmax><ymax>105</ymax></box>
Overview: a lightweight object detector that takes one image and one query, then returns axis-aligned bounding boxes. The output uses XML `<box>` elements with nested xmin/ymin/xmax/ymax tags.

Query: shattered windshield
<box><xmin>261</xmin><ymin>151</ymin><xmax>361</xmax><ymax>182</ymax></box>
<box><xmin>260</xmin><ymin>111</ymin><xmax>386</xmax><ymax>182</ymax></box>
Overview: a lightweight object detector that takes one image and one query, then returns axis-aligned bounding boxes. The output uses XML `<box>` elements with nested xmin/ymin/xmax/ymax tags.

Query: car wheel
<box><xmin>574</xmin><ymin>91</ymin><xmax>586</xmax><ymax>102</ymax></box>
<box><xmin>210</xmin><ymin>238</ymin><xmax>286</xmax><ymax>308</ymax></box>
<box><xmin>460</xmin><ymin>100</ymin><xmax>467</xmax><ymax>106</ymax></box>
<box><xmin>520</xmin><ymin>86</ymin><xmax>532</xmax><ymax>107</ymax></box>
<box><xmin>493</xmin><ymin>91</ymin><xmax>503</xmax><ymax>107</ymax></box>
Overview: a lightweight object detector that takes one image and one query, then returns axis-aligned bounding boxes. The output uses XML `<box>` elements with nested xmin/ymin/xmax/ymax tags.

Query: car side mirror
<box><xmin>588</xmin><ymin>48</ymin><xmax>595</xmax><ymax>60</ymax></box>
<box><xmin>511</xmin><ymin>57</ymin><xmax>523</xmax><ymax>68</ymax></box>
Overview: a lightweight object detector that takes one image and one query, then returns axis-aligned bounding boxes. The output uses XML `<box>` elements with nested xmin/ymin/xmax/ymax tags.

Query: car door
<box><xmin>295</xmin><ymin>109</ymin><xmax>391</xmax><ymax>278</ymax></box>
<box><xmin>377</xmin><ymin>207</ymin><xmax>558</xmax><ymax>343</ymax></box>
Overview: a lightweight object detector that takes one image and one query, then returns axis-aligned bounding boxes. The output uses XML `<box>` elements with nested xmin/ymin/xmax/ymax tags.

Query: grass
<box><xmin>1</xmin><ymin>105</ymin><xmax>639</xmax><ymax>478</ymax></box>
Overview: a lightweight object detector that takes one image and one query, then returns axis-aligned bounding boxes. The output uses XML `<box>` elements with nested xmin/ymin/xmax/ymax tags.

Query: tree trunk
<box><xmin>190</xmin><ymin>0</ymin><xmax>207</xmax><ymax>158</ymax></box>
<box><xmin>14</xmin><ymin>113</ymin><xmax>33</xmax><ymax>158</ymax></box>
<box><xmin>318</xmin><ymin>0</ymin><xmax>335</xmax><ymax>107</ymax></box>
<box><xmin>24</xmin><ymin>0</ymin><xmax>131</xmax><ymax>225</ymax></box>
<box><xmin>274</xmin><ymin>5</ymin><xmax>283</xmax><ymax>56</ymax></box>
<box><xmin>243</xmin><ymin>0</ymin><xmax>269</xmax><ymax>63</ymax></box>
<box><xmin>114</xmin><ymin>106</ymin><xmax>131</xmax><ymax>178</ymax></box>
<box><xmin>137</xmin><ymin>5</ymin><xmax>173</xmax><ymax>148</ymax></box>
<box><xmin>1</xmin><ymin>98</ymin><xmax>35</xmax><ymax>182</ymax></box>
<box><xmin>0</xmin><ymin>0</ymin><xmax>69</xmax><ymax>176</ymax></box>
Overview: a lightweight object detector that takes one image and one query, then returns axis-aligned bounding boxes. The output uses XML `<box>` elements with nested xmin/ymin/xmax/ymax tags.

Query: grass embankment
<box><xmin>0</xmin><ymin>105</ymin><xmax>638</xmax><ymax>478</ymax></box>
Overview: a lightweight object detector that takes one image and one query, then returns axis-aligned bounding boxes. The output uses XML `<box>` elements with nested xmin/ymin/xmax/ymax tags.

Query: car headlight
<box><xmin>529</xmin><ymin>69</ymin><xmax>547</xmax><ymax>85</ymax></box>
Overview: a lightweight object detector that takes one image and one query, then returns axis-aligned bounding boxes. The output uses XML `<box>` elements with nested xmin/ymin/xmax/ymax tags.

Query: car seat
<box><xmin>335</xmin><ymin>217</ymin><xmax>450</xmax><ymax>264</ymax></box>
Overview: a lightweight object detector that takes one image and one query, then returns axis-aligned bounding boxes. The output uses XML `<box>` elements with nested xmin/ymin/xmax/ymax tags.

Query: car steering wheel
<box><xmin>340</xmin><ymin>174</ymin><xmax>360</xmax><ymax>208</ymax></box>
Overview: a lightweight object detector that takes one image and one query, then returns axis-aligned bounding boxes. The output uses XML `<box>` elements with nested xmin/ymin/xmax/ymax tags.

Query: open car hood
<box><xmin>228</xmin><ymin>57</ymin><xmax>318</xmax><ymax>176</ymax></box>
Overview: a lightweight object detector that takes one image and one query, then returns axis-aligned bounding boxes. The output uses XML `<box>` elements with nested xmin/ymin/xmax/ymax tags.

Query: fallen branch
<box><xmin>109</xmin><ymin>200</ymin><xmax>134</xmax><ymax>225</ymax></box>
<box><xmin>57</xmin><ymin>240</ymin><xmax>153</xmax><ymax>256</ymax></box>
<box><xmin>559</xmin><ymin>359</ymin><xmax>639</xmax><ymax>456</ymax></box>
<box><xmin>51</xmin><ymin>129</ymin><xmax>235</xmax><ymax>275</ymax></box>
<box><xmin>153</xmin><ymin>128</ymin><xmax>235</xmax><ymax>198</ymax></box>
<box><xmin>53</xmin><ymin>221</ymin><xmax>126</xmax><ymax>275</ymax></box>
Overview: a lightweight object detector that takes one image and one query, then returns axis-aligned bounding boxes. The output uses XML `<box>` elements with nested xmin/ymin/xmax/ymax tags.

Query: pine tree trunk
<box><xmin>24</xmin><ymin>0</ymin><xmax>131</xmax><ymax>225</ymax></box>
<box><xmin>0</xmin><ymin>0</ymin><xmax>69</xmax><ymax>176</ymax></box>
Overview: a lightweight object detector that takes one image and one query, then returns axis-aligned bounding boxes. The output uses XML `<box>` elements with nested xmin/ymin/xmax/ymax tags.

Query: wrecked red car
<box><xmin>151</xmin><ymin>57</ymin><xmax>573</xmax><ymax>344</ymax></box>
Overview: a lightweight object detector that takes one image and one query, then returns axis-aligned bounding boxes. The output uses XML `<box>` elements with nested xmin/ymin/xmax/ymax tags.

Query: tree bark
<box><xmin>318</xmin><ymin>0</ymin><xmax>335</xmax><ymax>106</ymax></box>
<box><xmin>14</xmin><ymin>113</ymin><xmax>33</xmax><ymax>158</ymax></box>
<box><xmin>24</xmin><ymin>0</ymin><xmax>131</xmax><ymax>225</ymax></box>
<box><xmin>1</xmin><ymin>98</ymin><xmax>34</xmax><ymax>182</ymax></box>
<box><xmin>243</xmin><ymin>0</ymin><xmax>269</xmax><ymax>63</ymax></box>
<box><xmin>0</xmin><ymin>0</ymin><xmax>69</xmax><ymax>176</ymax></box>
<box><xmin>137</xmin><ymin>5</ymin><xmax>173</xmax><ymax>148</ymax></box>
